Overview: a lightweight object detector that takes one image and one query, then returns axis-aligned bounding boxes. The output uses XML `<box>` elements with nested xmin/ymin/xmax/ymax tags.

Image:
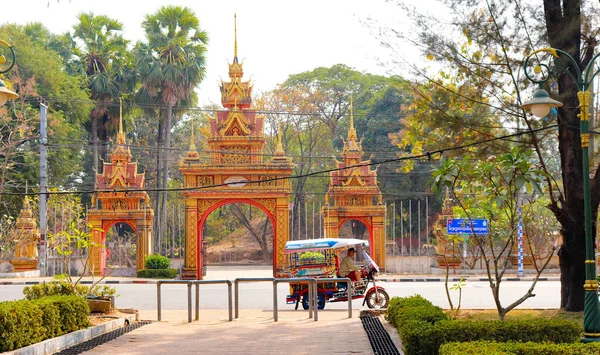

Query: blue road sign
<box><xmin>447</xmin><ymin>218</ymin><xmax>488</xmax><ymax>235</ymax></box>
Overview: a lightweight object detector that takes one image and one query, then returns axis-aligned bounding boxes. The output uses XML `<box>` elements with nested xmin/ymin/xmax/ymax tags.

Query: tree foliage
<box><xmin>377</xmin><ymin>0</ymin><xmax>598</xmax><ymax>311</ymax></box>
<box><xmin>135</xmin><ymin>5</ymin><xmax>208</xmax><ymax>252</ymax></box>
<box><xmin>430</xmin><ymin>147</ymin><xmax>557</xmax><ymax>319</ymax></box>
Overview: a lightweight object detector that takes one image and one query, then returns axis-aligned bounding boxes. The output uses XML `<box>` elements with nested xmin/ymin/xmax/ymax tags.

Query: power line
<box><xmin>0</xmin><ymin>124</ymin><xmax>558</xmax><ymax>197</ymax></box>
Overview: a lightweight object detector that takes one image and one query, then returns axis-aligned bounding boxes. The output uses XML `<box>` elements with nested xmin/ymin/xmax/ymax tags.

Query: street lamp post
<box><xmin>521</xmin><ymin>47</ymin><xmax>600</xmax><ymax>342</ymax></box>
<box><xmin>0</xmin><ymin>39</ymin><xmax>19</xmax><ymax>106</ymax></box>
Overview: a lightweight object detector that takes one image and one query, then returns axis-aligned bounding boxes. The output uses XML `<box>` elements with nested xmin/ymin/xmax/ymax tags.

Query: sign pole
<box><xmin>517</xmin><ymin>206</ymin><xmax>524</xmax><ymax>277</ymax></box>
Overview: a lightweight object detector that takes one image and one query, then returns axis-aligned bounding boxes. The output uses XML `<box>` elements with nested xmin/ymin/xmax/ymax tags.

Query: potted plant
<box><xmin>50</xmin><ymin>222</ymin><xmax>118</xmax><ymax>313</ymax></box>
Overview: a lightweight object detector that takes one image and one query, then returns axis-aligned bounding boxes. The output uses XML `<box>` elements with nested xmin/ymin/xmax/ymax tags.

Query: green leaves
<box><xmin>449</xmin><ymin>277</ymin><xmax>466</xmax><ymax>291</ymax></box>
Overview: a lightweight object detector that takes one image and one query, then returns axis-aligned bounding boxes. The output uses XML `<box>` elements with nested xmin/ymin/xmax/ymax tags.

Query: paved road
<box><xmin>0</xmin><ymin>266</ymin><xmax>561</xmax><ymax>312</ymax></box>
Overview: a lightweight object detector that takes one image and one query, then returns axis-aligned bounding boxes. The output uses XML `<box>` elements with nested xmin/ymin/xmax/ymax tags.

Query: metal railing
<box><xmin>315</xmin><ymin>277</ymin><xmax>353</xmax><ymax>318</ymax></box>
<box><xmin>156</xmin><ymin>280</ymin><xmax>192</xmax><ymax>322</ymax></box>
<box><xmin>273</xmin><ymin>277</ymin><xmax>317</xmax><ymax>321</ymax></box>
<box><xmin>156</xmin><ymin>277</ymin><xmax>355</xmax><ymax>323</ymax></box>
<box><xmin>234</xmin><ymin>277</ymin><xmax>275</xmax><ymax>318</ymax></box>
<box><xmin>191</xmin><ymin>279</ymin><xmax>233</xmax><ymax>321</ymax></box>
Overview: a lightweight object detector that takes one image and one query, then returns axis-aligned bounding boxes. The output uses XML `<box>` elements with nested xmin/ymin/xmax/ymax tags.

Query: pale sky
<box><xmin>3</xmin><ymin>0</ymin><xmax>428</xmax><ymax>105</ymax></box>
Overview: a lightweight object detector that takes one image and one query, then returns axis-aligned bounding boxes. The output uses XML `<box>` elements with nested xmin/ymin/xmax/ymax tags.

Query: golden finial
<box><xmin>275</xmin><ymin>120</ymin><xmax>285</xmax><ymax>156</ymax></box>
<box><xmin>117</xmin><ymin>98</ymin><xmax>125</xmax><ymax>144</ymax></box>
<box><xmin>185</xmin><ymin>119</ymin><xmax>200</xmax><ymax>161</ymax></box>
<box><xmin>234</xmin><ymin>14</ymin><xmax>238</xmax><ymax>61</ymax></box>
<box><xmin>24</xmin><ymin>181</ymin><xmax>29</xmax><ymax>206</ymax></box>
<box><xmin>189</xmin><ymin>119</ymin><xmax>196</xmax><ymax>151</ymax></box>
<box><xmin>348</xmin><ymin>95</ymin><xmax>357</xmax><ymax>141</ymax></box>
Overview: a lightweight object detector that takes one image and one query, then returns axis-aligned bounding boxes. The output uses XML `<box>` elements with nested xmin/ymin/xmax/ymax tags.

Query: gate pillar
<box><xmin>182</xmin><ymin>198</ymin><xmax>198</xmax><ymax>279</ymax></box>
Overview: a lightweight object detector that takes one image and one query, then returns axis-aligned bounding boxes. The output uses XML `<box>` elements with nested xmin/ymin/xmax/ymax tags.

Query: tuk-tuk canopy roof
<box><xmin>284</xmin><ymin>238</ymin><xmax>368</xmax><ymax>253</ymax></box>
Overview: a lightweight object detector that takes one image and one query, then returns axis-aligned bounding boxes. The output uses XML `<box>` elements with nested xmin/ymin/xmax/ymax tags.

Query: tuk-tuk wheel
<box><xmin>301</xmin><ymin>292</ymin><xmax>326</xmax><ymax>310</ymax></box>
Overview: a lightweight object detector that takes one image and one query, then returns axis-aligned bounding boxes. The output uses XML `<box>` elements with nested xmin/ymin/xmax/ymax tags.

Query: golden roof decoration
<box><xmin>271</xmin><ymin>120</ymin><xmax>291</xmax><ymax>164</ymax></box>
<box><xmin>342</xmin><ymin>96</ymin><xmax>363</xmax><ymax>154</ymax></box>
<box><xmin>220</xmin><ymin>14</ymin><xmax>253</xmax><ymax>109</ymax></box>
<box><xmin>274</xmin><ymin>120</ymin><xmax>285</xmax><ymax>157</ymax></box>
<box><xmin>15</xmin><ymin>196</ymin><xmax>38</xmax><ymax>232</ymax></box>
<box><xmin>221</xmin><ymin>106</ymin><xmax>251</xmax><ymax>136</ymax></box>
<box><xmin>185</xmin><ymin>119</ymin><xmax>200</xmax><ymax>161</ymax></box>
<box><xmin>116</xmin><ymin>99</ymin><xmax>126</xmax><ymax>145</ymax></box>
<box><xmin>110</xmin><ymin>99</ymin><xmax>132</xmax><ymax>163</ymax></box>
<box><xmin>348</xmin><ymin>95</ymin><xmax>358</xmax><ymax>141</ymax></box>
<box><xmin>342</xmin><ymin>168</ymin><xmax>366</xmax><ymax>187</ymax></box>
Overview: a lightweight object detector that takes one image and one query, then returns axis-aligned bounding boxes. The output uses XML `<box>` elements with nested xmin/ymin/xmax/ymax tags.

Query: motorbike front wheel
<box><xmin>366</xmin><ymin>289</ymin><xmax>389</xmax><ymax>309</ymax></box>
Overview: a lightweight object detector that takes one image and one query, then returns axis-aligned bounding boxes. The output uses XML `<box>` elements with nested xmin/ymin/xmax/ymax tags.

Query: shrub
<box><xmin>23</xmin><ymin>281</ymin><xmax>117</xmax><ymax>300</ymax></box>
<box><xmin>0</xmin><ymin>295</ymin><xmax>90</xmax><ymax>352</ymax></box>
<box><xmin>439</xmin><ymin>340</ymin><xmax>600</xmax><ymax>355</ymax></box>
<box><xmin>145</xmin><ymin>254</ymin><xmax>171</xmax><ymax>269</ymax></box>
<box><xmin>23</xmin><ymin>281</ymin><xmax>89</xmax><ymax>300</ymax></box>
<box><xmin>0</xmin><ymin>299</ymin><xmax>45</xmax><ymax>351</ymax></box>
<box><xmin>33</xmin><ymin>298</ymin><xmax>62</xmax><ymax>338</ymax></box>
<box><xmin>393</xmin><ymin>306</ymin><xmax>448</xmax><ymax>328</ymax></box>
<box><xmin>385</xmin><ymin>295</ymin><xmax>437</xmax><ymax>327</ymax></box>
<box><xmin>137</xmin><ymin>268</ymin><xmax>178</xmax><ymax>279</ymax></box>
<box><xmin>50</xmin><ymin>296</ymin><xmax>91</xmax><ymax>333</ymax></box>
<box><xmin>89</xmin><ymin>285</ymin><xmax>118</xmax><ymax>298</ymax></box>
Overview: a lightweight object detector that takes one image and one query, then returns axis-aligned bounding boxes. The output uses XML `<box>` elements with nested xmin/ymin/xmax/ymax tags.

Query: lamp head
<box><xmin>0</xmin><ymin>78</ymin><xmax>18</xmax><ymax>107</ymax></box>
<box><xmin>521</xmin><ymin>87</ymin><xmax>563</xmax><ymax>118</ymax></box>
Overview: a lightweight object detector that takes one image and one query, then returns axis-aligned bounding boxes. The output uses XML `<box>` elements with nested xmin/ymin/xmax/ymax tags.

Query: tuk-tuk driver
<box><xmin>340</xmin><ymin>248</ymin><xmax>361</xmax><ymax>281</ymax></box>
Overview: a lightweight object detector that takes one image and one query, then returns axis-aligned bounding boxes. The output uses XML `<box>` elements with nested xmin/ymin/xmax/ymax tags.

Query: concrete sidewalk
<box><xmin>81</xmin><ymin>310</ymin><xmax>381</xmax><ymax>355</ymax></box>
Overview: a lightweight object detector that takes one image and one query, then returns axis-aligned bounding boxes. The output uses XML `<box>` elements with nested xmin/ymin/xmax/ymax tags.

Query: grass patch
<box><xmin>455</xmin><ymin>309</ymin><xmax>583</xmax><ymax>325</ymax></box>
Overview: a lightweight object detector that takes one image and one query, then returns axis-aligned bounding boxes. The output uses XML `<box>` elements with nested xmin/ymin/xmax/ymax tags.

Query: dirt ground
<box><xmin>88</xmin><ymin>310</ymin><xmax>132</xmax><ymax>326</ymax></box>
<box><xmin>206</xmin><ymin>217</ymin><xmax>273</xmax><ymax>264</ymax></box>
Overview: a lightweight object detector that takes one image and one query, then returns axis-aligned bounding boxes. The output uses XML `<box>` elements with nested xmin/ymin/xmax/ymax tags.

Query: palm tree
<box><xmin>72</xmin><ymin>12</ymin><xmax>131</xmax><ymax>174</ymax></box>
<box><xmin>135</xmin><ymin>5</ymin><xmax>208</xmax><ymax>253</ymax></box>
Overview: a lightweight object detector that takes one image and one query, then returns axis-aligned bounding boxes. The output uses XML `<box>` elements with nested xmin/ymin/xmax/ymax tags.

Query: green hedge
<box><xmin>137</xmin><ymin>268</ymin><xmax>178</xmax><ymax>279</ymax></box>
<box><xmin>145</xmin><ymin>254</ymin><xmax>171</xmax><ymax>269</ymax></box>
<box><xmin>400</xmin><ymin>318</ymin><xmax>582</xmax><ymax>355</ymax></box>
<box><xmin>386</xmin><ymin>295</ymin><xmax>437</xmax><ymax>327</ymax></box>
<box><xmin>0</xmin><ymin>295</ymin><xmax>90</xmax><ymax>352</ymax></box>
<box><xmin>439</xmin><ymin>340</ymin><xmax>600</xmax><ymax>355</ymax></box>
<box><xmin>385</xmin><ymin>295</ymin><xmax>583</xmax><ymax>355</ymax></box>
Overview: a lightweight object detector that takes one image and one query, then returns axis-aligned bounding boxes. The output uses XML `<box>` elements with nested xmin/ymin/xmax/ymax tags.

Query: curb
<box><xmin>0</xmin><ymin>280</ymin><xmax>159</xmax><ymax>285</ymax></box>
<box><xmin>4</xmin><ymin>314</ymin><xmax>136</xmax><ymax>355</ymax></box>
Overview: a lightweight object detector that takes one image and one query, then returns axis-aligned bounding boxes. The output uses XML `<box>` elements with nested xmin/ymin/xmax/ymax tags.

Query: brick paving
<box><xmin>82</xmin><ymin>310</ymin><xmax>376</xmax><ymax>355</ymax></box>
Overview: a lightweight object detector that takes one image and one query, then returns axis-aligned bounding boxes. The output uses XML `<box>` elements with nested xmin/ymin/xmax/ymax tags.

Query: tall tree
<box><xmin>71</xmin><ymin>13</ymin><xmax>131</xmax><ymax>175</ymax></box>
<box><xmin>257</xmin><ymin>85</ymin><xmax>334</xmax><ymax>239</ymax></box>
<box><xmin>135</xmin><ymin>5</ymin><xmax>208</xmax><ymax>252</ymax></box>
<box><xmin>0</xmin><ymin>24</ymin><xmax>91</xmax><ymax>215</ymax></box>
<box><xmin>376</xmin><ymin>0</ymin><xmax>598</xmax><ymax>311</ymax></box>
<box><xmin>283</xmin><ymin>64</ymin><xmax>390</xmax><ymax>139</ymax></box>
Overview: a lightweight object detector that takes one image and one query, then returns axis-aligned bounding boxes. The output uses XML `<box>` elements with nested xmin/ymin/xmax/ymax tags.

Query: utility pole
<box><xmin>39</xmin><ymin>103</ymin><xmax>48</xmax><ymax>276</ymax></box>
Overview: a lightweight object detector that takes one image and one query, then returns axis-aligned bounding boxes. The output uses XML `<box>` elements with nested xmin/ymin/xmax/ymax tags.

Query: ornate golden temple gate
<box><xmin>322</xmin><ymin>99</ymin><xmax>387</xmax><ymax>270</ymax></box>
<box><xmin>87</xmin><ymin>113</ymin><xmax>154</xmax><ymax>276</ymax></box>
<box><xmin>179</xmin><ymin>26</ymin><xmax>293</xmax><ymax>279</ymax></box>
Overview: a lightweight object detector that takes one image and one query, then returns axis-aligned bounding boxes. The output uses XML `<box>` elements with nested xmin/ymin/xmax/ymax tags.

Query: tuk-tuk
<box><xmin>283</xmin><ymin>238</ymin><xmax>389</xmax><ymax>310</ymax></box>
